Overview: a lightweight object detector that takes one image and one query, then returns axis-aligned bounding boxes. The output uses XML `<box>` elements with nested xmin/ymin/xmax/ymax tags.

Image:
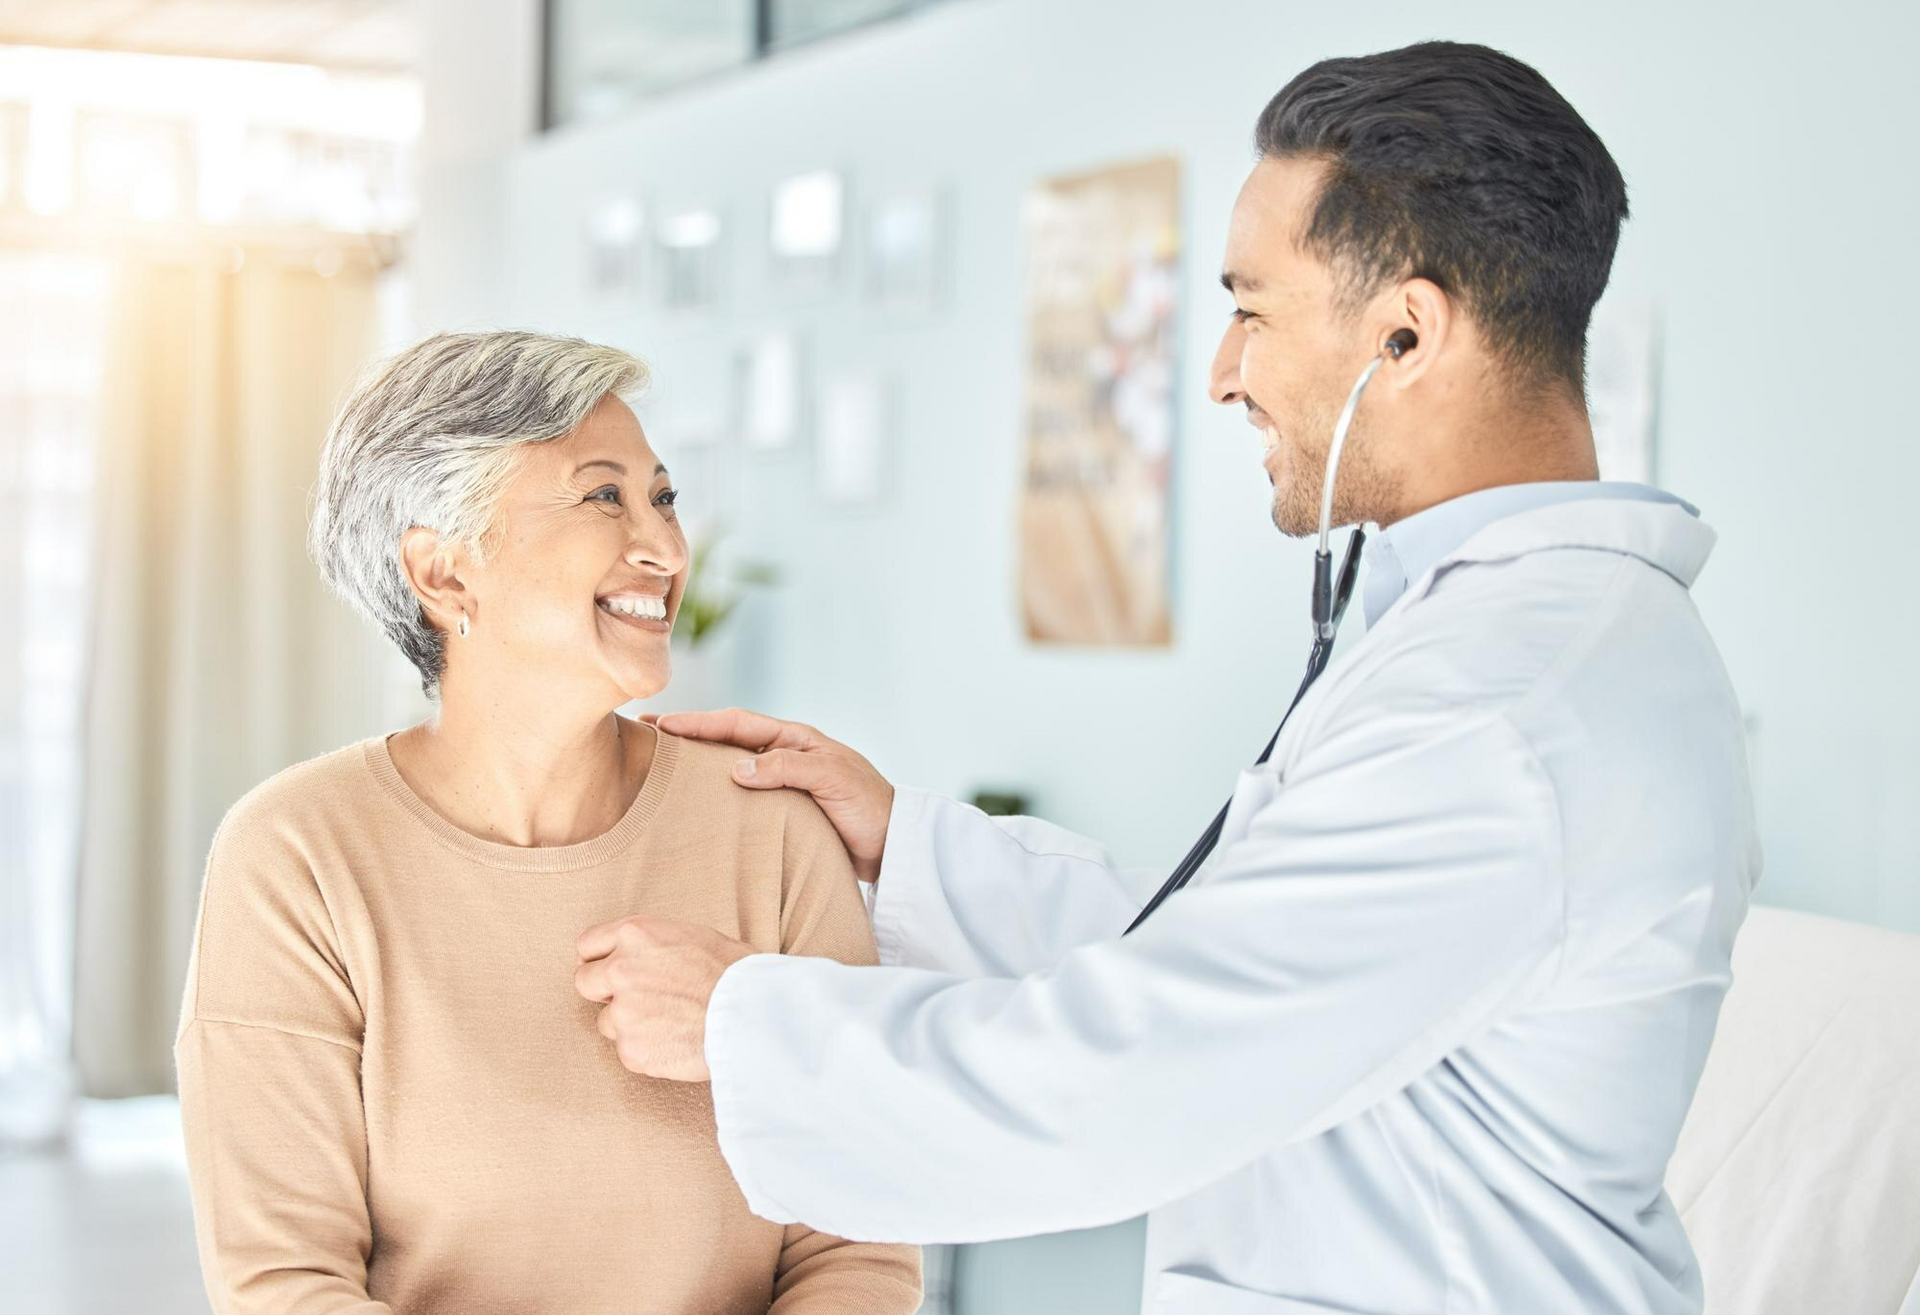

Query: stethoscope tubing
<box><xmin>1124</xmin><ymin>344</ymin><xmax>1392</xmax><ymax>934</ymax></box>
<box><xmin>1123</xmin><ymin>524</ymin><xmax>1366</xmax><ymax>934</ymax></box>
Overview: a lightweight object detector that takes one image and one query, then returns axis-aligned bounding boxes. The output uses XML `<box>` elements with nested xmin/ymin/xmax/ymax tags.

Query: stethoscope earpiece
<box><xmin>1385</xmin><ymin>328</ymin><xmax>1418</xmax><ymax>360</ymax></box>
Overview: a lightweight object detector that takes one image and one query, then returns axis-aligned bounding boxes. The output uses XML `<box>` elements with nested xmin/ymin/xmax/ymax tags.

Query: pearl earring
<box><xmin>457</xmin><ymin>612</ymin><xmax>470</xmax><ymax>639</ymax></box>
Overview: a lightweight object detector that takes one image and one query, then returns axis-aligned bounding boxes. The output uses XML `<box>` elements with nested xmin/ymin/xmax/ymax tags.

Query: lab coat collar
<box><xmin>1423</xmin><ymin>495</ymin><xmax>1718</xmax><ymax>598</ymax></box>
<box><xmin>1362</xmin><ymin>482</ymin><xmax>1694</xmax><ymax>629</ymax></box>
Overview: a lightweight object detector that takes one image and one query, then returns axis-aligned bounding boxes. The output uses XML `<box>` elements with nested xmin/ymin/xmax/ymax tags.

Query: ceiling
<box><xmin>0</xmin><ymin>0</ymin><xmax>419</xmax><ymax>72</ymax></box>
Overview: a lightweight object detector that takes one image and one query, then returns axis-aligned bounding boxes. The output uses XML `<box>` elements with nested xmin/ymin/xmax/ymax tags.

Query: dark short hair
<box><xmin>1256</xmin><ymin>41</ymin><xmax>1628</xmax><ymax>394</ymax></box>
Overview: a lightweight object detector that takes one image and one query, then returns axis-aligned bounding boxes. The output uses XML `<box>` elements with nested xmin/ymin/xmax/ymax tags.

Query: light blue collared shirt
<box><xmin>1361</xmin><ymin>481</ymin><xmax>1698</xmax><ymax>629</ymax></box>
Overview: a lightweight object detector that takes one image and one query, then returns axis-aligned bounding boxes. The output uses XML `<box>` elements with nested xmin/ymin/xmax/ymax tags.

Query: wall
<box><xmin>415</xmin><ymin>1</ymin><xmax>1920</xmax><ymax>1309</ymax></box>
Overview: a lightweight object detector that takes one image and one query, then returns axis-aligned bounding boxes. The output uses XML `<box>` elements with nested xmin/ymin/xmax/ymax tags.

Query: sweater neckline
<box><xmin>361</xmin><ymin>726</ymin><xmax>679</xmax><ymax>873</ymax></box>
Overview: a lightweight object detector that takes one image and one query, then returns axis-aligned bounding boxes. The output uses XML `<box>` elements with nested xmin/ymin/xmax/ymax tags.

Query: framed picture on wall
<box><xmin>769</xmin><ymin>168</ymin><xmax>844</xmax><ymax>291</ymax></box>
<box><xmin>1586</xmin><ymin>297</ymin><xmax>1658</xmax><ymax>483</ymax></box>
<box><xmin>814</xmin><ymin>371</ymin><xmax>890</xmax><ymax>507</ymax></box>
<box><xmin>1018</xmin><ymin>155</ymin><xmax>1180</xmax><ymax>647</ymax></box>
<box><xmin>637</xmin><ymin>340</ymin><xmax>740</xmax><ymax>539</ymax></box>
<box><xmin>862</xmin><ymin>188</ymin><xmax>945</xmax><ymax>315</ymax></box>
<box><xmin>741</xmin><ymin>331</ymin><xmax>805</xmax><ymax>450</ymax></box>
<box><xmin>583</xmin><ymin>194</ymin><xmax>645</xmax><ymax>303</ymax></box>
<box><xmin>656</xmin><ymin>206</ymin><xmax>725</xmax><ymax>313</ymax></box>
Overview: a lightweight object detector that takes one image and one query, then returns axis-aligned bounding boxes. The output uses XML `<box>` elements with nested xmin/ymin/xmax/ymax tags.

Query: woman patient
<box><xmin>174</xmin><ymin>331</ymin><xmax>921</xmax><ymax>1314</ymax></box>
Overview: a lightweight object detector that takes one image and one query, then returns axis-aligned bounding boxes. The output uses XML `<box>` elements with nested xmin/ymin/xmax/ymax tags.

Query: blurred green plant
<box><xmin>677</xmin><ymin>528</ymin><xmax>778</xmax><ymax>648</ymax></box>
<box><xmin>969</xmin><ymin>790</ymin><xmax>1031</xmax><ymax>818</ymax></box>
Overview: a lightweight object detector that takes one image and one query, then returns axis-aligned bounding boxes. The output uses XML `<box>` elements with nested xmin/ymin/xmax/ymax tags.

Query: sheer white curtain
<box><xmin>71</xmin><ymin>244</ymin><xmax>398</xmax><ymax>1098</ymax></box>
<box><xmin>0</xmin><ymin>250</ymin><xmax>111</xmax><ymax>1147</ymax></box>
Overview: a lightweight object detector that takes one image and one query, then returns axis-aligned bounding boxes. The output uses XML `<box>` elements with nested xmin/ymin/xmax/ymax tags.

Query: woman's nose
<box><xmin>1209</xmin><ymin>321</ymin><xmax>1247</xmax><ymax>407</ymax></box>
<box><xmin>624</xmin><ymin>516</ymin><xmax>687</xmax><ymax>575</ymax></box>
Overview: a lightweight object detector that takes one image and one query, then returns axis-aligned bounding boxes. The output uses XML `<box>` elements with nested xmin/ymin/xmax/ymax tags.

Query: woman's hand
<box><xmin>650</xmin><ymin>709</ymin><xmax>893</xmax><ymax>883</ymax></box>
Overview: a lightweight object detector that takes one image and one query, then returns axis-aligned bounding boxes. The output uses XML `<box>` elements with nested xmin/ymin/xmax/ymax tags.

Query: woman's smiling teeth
<box><xmin>598</xmin><ymin>593</ymin><xmax>668</xmax><ymax>622</ymax></box>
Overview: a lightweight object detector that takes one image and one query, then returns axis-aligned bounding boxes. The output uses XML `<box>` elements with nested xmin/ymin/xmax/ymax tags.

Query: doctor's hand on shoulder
<box><xmin>648</xmin><ymin>708</ymin><xmax>894</xmax><ymax>882</ymax></box>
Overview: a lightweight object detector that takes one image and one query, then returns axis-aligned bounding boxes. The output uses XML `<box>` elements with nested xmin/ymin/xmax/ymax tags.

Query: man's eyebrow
<box><xmin>1220</xmin><ymin>271</ymin><xmax>1261</xmax><ymax>293</ymax></box>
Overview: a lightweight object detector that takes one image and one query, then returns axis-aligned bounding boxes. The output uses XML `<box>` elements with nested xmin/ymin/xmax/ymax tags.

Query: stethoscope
<box><xmin>1125</xmin><ymin>327</ymin><xmax>1418</xmax><ymax>933</ymax></box>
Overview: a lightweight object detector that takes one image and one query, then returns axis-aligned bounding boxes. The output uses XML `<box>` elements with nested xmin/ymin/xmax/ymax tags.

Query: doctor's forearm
<box><xmin>713</xmin><ymin>853</ymin><xmax>1556</xmax><ymax>1239</ymax></box>
<box><xmin>872</xmin><ymin>787</ymin><xmax>1141</xmax><ymax>977</ymax></box>
<box><xmin>707</xmin><ymin>955</ymin><xmax>1226</xmax><ymax>1243</ymax></box>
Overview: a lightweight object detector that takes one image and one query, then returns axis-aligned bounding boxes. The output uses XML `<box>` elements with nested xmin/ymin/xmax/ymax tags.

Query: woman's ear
<box><xmin>399</xmin><ymin>525</ymin><xmax>471</xmax><ymax>633</ymax></box>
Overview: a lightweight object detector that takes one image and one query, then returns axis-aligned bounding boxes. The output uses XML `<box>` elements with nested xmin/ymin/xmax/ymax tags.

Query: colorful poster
<box><xmin>1020</xmin><ymin>155</ymin><xmax>1179</xmax><ymax>646</ymax></box>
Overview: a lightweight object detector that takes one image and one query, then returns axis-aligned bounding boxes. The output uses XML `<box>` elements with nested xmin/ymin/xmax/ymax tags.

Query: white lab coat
<box><xmin>705</xmin><ymin>497</ymin><xmax>1760</xmax><ymax>1314</ymax></box>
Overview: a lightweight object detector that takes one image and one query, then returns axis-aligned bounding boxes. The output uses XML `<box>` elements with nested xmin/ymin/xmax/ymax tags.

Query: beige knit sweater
<box><xmin>175</xmin><ymin>726</ymin><xmax>922</xmax><ymax>1314</ymax></box>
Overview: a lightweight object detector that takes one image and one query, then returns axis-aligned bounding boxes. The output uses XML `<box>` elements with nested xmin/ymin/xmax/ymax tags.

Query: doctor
<box><xmin>575</xmin><ymin>40</ymin><xmax>1759</xmax><ymax>1314</ymax></box>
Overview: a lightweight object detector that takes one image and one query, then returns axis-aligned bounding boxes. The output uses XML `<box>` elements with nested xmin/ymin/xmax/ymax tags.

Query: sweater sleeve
<box><xmin>174</xmin><ymin>808</ymin><xmax>392</xmax><ymax>1314</ymax></box>
<box><xmin>763</xmin><ymin>794</ymin><xmax>923</xmax><ymax>1314</ymax></box>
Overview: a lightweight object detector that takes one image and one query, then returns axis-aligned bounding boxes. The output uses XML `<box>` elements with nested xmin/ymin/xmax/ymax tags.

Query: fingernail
<box><xmin>734</xmin><ymin>758</ymin><xmax>756</xmax><ymax>779</ymax></box>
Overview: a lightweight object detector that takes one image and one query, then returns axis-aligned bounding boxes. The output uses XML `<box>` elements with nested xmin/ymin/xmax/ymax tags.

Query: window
<box><xmin>767</xmin><ymin>0</ymin><xmax>918</xmax><ymax>48</ymax></box>
<box><xmin>0</xmin><ymin>44</ymin><xmax>418</xmax><ymax>1141</ymax></box>
<box><xmin>542</xmin><ymin>0</ymin><xmax>952</xmax><ymax>129</ymax></box>
<box><xmin>544</xmin><ymin>0</ymin><xmax>757</xmax><ymax>126</ymax></box>
<box><xmin>0</xmin><ymin>250</ymin><xmax>109</xmax><ymax>1143</ymax></box>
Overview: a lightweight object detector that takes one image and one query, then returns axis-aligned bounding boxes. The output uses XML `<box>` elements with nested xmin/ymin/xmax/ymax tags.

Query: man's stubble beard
<box><xmin>1269</xmin><ymin>410</ymin><xmax>1402</xmax><ymax>538</ymax></box>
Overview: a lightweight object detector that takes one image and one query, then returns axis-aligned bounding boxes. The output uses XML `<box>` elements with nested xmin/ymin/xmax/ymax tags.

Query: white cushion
<box><xmin>1669</xmin><ymin>906</ymin><xmax>1920</xmax><ymax>1313</ymax></box>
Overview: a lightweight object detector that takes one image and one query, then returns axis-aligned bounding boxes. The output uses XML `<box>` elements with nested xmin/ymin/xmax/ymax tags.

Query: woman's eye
<box><xmin>587</xmin><ymin>485</ymin><xmax>623</xmax><ymax>505</ymax></box>
<box><xmin>653</xmin><ymin>487</ymin><xmax>679</xmax><ymax>512</ymax></box>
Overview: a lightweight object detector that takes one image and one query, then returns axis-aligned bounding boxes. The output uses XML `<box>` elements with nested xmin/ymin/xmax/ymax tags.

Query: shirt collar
<box><xmin>1360</xmin><ymin>481</ymin><xmax>1698</xmax><ymax>630</ymax></box>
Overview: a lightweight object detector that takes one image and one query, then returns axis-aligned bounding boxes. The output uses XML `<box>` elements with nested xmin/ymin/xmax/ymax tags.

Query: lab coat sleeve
<box><xmin>705</xmin><ymin>702</ymin><xmax>1565</xmax><ymax>1243</ymax></box>
<box><xmin>867</xmin><ymin>786</ymin><xmax>1143</xmax><ymax>977</ymax></box>
<box><xmin>765</xmin><ymin>794</ymin><xmax>925</xmax><ymax>1313</ymax></box>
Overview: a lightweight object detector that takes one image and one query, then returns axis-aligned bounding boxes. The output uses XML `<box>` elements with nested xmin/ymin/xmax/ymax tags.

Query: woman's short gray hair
<box><xmin>309</xmin><ymin>330</ymin><xmax>648</xmax><ymax>696</ymax></box>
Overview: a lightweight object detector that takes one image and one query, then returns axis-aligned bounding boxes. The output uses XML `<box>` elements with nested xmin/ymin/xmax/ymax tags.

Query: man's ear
<box><xmin>399</xmin><ymin>525</ymin><xmax>471</xmax><ymax>633</ymax></box>
<box><xmin>1377</xmin><ymin>277</ymin><xmax>1452</xmax><ymax>386</ymax></box>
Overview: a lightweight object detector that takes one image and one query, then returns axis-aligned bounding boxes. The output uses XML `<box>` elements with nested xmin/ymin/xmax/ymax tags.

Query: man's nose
<box><xmin>1209</xmin><ymin>320</ymin><xmax>1246</xmax><ymax>407</ymax></box>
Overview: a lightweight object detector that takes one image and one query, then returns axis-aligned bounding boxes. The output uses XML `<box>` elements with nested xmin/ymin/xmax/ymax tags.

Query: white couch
<box><xmin>1668</xmin><ymin>905</ymin><xmax>1920</xmax><ymax>1313</ymax></box>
